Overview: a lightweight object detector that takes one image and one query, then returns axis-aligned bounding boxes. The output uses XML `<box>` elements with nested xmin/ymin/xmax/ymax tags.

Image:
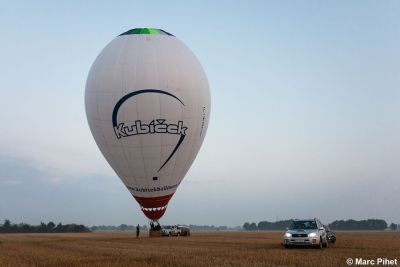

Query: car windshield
<box><xmin>289</xmin><ymin>220</ymin><xmax>318</xmax><ymax>230</ymax></box>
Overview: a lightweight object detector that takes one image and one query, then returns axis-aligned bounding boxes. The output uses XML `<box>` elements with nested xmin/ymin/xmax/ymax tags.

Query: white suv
<box><xmin>283</xmin><ymin>219</ymin><xmax>328</xmax><ymax>249</ymax></box>
<box><xmin>169</xmin><ymin>226</ymin><xmax>181</xmax><ymax>236</ymax></box>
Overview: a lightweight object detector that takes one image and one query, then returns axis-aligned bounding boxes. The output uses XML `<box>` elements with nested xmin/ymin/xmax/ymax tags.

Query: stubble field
<box><xmin>0</xmin><ymin>231</ymin><xmax>399</xmax><ymax>267</ymax></box>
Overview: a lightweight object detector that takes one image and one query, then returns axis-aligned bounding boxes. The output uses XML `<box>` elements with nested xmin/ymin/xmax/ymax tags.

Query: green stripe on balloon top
<box><xmin>119</xmin><ymin>28</ymin><xmax>175</xmax><ymax>37</ymax></box>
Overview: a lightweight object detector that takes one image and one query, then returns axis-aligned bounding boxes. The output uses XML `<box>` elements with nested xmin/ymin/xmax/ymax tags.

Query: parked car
<box><xmin>169</xmin><ymin>226</ymin><xmax>180</xmax><ymax>236</ymax></box>
<box><xmin>169</xmin><ymin>225</ymin><xmax>191</xmax><ymax>236</ymax></box>
<box><xmin>283</xmin><ymin>218</ymin><xmax>328</xmax><ymax>249</ymax></box>
<box><xmin>178</xmin><ymin>226</ymin><xmax>191</xmax><ymax>236</ymax></box>
<box><xmin>161</xmin><ymin>225</ymin><xmax>172</xmax><ymax>236</ymax></box>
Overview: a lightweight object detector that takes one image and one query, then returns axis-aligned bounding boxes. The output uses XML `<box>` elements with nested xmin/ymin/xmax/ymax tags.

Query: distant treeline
<box><xmin>3</xmin><ymin>219</ymin><xmax>397</xmax><ymax>233</ymax></box>
<box><xmin>0</xmin><ymin>219</ymin><xmax>90</xmax><ymax>233</ymax></box>
<box><xmin>91</xmin><ymin>224</ymin><xmax>148</xmax><ymax>232</ymax></box>
<box><xmin>187</xmin><ymin>225</ymin><xmax>241</xmax><ymax>231</ymax></box>
<box><xmin>243</xmin><ymin>219</ymin><xmax>399</xmax><ymax>231</ymax></box>
<box><xmin>330</xmin><ymin>219</ymin><xmax>392</xmax><ymax>230</ymax></box>
<box><xmin>90</xmin><ymin>224</ymin><xmax>240</xmax><ymax>232</ymax></box>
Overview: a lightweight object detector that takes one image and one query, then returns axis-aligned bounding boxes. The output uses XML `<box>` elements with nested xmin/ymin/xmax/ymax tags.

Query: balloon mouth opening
<box><xmin>141</xmin><ymin>205</ymin><xmax>168</xmax><ymax>220</ymax></box>
<box><xmin>141</xmin><ymin>205</ymin><xmax>167</xmax><ymax>212</ymax></box>
<box><xmin>133</xmin><ymin>193</ymin><xmax>174</xmax><ymax>220</ymax></box>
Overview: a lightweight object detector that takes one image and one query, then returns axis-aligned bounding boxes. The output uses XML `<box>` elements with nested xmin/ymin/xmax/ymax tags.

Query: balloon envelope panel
<box><xmin>85</xmin><ymin>29</ymin><xmax>210</xmax><ymax>220</ymax></box>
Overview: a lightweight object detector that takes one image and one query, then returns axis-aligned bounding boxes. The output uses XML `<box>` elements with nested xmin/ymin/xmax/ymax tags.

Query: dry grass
<box><xmin>0</xmin><ymin>231</ymin><xmax>399</xmax><ymax>267</ymax></box>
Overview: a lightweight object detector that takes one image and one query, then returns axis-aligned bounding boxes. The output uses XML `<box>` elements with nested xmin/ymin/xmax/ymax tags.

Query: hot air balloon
<box><xmin>85</xmin><ymin>28</ymin><xmax>210</xmax><ymax>222</ymax></box>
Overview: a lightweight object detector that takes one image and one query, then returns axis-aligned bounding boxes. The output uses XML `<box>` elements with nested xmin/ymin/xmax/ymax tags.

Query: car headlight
<box><xmin>308</xmin><ymin>232</ymin><xmax>317</xmax><ymax>238</ymax></box>
<box><xmin>284</xmin><ymin>233</ymin><xmax>291</xmax><ymax>238</ymax></box>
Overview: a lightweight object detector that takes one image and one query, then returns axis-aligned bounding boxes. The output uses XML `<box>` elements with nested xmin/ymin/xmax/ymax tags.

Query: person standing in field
<box><xmin>136</xmin><ymin>224</ymin><xmax>140</xmax><ymax>238</ymax></box>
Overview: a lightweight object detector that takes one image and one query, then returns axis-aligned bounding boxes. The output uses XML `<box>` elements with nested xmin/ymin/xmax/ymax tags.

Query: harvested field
<box><xmin>0</xmin><ymin>231</ymin><xmax>399</xmax><ymax>267</ymax></box>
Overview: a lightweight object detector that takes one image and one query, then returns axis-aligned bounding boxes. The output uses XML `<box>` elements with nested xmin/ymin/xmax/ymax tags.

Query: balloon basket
<box><xmin>149</xmin><ymin>230</ymin><xmax>161</xmax><ymax>238</ymax></box>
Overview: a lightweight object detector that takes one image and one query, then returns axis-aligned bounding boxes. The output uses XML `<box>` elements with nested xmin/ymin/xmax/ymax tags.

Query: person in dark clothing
<box><xmin>136</xmin><ymin>224</ymin><xmax>140</xmax><ymax>238</ymax></box>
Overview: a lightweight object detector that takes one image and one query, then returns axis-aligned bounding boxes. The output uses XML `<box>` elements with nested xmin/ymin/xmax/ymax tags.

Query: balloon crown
<box><xmin>119</xmin><ymin>28</ymin><xmax>174</xmax><ymax>36</ymax></box>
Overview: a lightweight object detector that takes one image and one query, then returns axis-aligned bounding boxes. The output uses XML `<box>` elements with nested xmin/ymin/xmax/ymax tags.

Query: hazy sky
<box><xmin>0</xmin><ymin>0</ymin><xmax>399</xmax><ymax>227</ymax></box>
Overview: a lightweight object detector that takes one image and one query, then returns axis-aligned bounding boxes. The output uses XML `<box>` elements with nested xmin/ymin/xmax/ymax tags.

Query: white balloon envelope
<box><xmin>85</xmin><ymin>28</ymin><xmax>210</xmax><ymax>220</ymax></box>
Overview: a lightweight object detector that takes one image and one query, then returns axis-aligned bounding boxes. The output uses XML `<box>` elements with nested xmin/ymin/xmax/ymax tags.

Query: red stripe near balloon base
<box><xmin>134</xmin><ymin>193</ymin><xmax>174</xmax><ymax>220</ymax></box>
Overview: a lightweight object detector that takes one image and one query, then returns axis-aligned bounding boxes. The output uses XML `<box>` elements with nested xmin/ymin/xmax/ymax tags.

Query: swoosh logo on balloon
<box><xmin>112</xmin><ymin>89</ymin><xmax>185</xmax><ymax>172</ymax></box>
